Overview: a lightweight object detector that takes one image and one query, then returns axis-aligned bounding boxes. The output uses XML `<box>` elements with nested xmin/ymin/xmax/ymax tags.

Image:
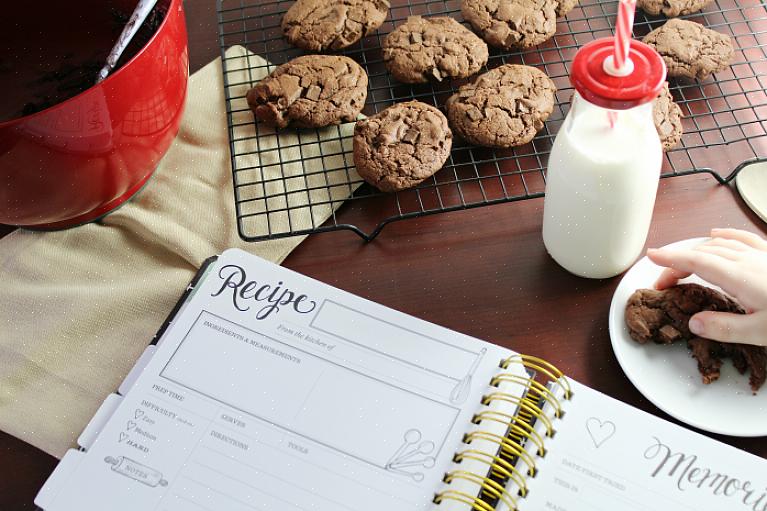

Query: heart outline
<box><xmin>585</xmin><ymin>417</ymin><xmax>616</xmax><ymax>449</ymax></box>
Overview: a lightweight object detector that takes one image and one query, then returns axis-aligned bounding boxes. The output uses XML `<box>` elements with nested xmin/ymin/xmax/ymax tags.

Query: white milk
<box><xmin>542</xmin><ymin>94</ymin><xmax>662</xmax><ymax>278</ymax></box>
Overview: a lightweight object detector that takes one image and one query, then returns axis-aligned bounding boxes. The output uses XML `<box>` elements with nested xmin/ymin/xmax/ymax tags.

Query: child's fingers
<box><xmin>710</xmin><ymin>228</ymin><xmax>767</xmax><ymax>251</ymax></box>
<box><xmin>695</xmin><ymin>244</ymin><xmax>741</xmax><ymax>262</ymax></box>
<box><xmin>647</xmin><ymin>248</ymin><xmax>737</xmax><ymax>292</ymax></box>
<box><xmin>703</xmin><ymin>237</ymin><xmax>750</xmax><ymax>252</ymax></box>
<box><xmin>654</xmin><ymin>266</ymin><xmax>690</xmax><ymax>290</ymax></box>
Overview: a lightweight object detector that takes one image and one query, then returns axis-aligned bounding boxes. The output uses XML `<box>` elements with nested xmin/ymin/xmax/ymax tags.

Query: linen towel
<box><xmin>0</xmin><ymin>45</ymin><xmax>360</xmax><ymax>458</ymax></box>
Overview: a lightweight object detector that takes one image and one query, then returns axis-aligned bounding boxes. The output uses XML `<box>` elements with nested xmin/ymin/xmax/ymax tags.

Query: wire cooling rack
<box><xmin>218</xmin><ymin>0</ymin><xmax>767</xmax><ymax>242</ymax></box>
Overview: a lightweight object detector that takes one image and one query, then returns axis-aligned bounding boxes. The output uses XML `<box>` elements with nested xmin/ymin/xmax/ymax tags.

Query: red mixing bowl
<box><xmin>0</xmin><ymin>0</ymin><xmax>188</xmax><ymax>229</ymax></box>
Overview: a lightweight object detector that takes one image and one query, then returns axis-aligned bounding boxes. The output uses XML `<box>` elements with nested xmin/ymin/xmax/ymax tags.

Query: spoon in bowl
<box><xmin>96</xmin><ymin>0</ymin><xmax>159</xmax><ymax>83</ymax></box>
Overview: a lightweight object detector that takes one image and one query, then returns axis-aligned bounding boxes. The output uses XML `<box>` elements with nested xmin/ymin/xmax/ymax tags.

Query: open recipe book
<box><xmin>37</xmin><ymin>249</ymin><xmax>766</xmax><ymax>511</ymax></box>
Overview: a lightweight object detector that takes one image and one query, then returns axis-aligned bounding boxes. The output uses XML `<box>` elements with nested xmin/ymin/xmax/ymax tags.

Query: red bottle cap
<box><xmin>570</xmin><ymin>38</ymin><xmax>666</xmax><ymax>110</ymax></box>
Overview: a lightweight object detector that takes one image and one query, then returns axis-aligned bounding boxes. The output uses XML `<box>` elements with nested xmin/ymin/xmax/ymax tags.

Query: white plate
<box><xmin>609</xmin><ymin>237</ymin><xmax>767</xmax><ymax>437</ymax></box>
<box><xmin>736</xmin><ymin>160</ymin><xmax>767</xmax><ymax>226</ymax></box>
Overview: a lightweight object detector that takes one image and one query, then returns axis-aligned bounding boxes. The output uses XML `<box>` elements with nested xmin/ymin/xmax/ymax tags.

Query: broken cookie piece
<box><xmin>625</xmin><ymin>283</ymin><xmax>767</xmax><ymax>393</ymax></box>
<box><xmin>246</xmin><ymin>55</ymin><xmax>368</xmax><ymax>129</ymax></box>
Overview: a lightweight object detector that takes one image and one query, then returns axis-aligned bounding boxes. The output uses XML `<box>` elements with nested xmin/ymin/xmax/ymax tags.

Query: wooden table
<box><xmin>1</xmin><ymin>1</ymin><xmax>766</xmax><ymax>509</ymax></box>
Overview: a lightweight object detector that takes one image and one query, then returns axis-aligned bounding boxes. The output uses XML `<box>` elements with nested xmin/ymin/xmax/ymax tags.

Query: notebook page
<box><xmin>522</xmin><ymin>379</ymin><xmax>767</xmax><ymax>511</ymax></box>
<box><xmin>39</xmin><ymin>248</ymin><xmax>524</xmax><ymax>511</ymax></box>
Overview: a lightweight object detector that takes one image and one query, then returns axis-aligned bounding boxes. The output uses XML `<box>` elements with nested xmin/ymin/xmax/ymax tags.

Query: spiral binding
<box><xmin>444</xmin><ymin>471</ymin><xmax>517</xmax><ymax>510</ymax></box>
<box><xmin>481</xmin><ymin>392</ymin><xmax>553</xmax><ymax>438</ymax></box>
<box><xmin>434</xmin><ymin>354</ymin><xmax>573</xmax><ymax>511</ymax></box>
<box><xmin>501</xmin><ymin>355</ymin><xmax>572</xmax><ymax>399</ymax></box>
<box><xmin>434</xmin><ymin>490</ymin><xmax>495</xmax><ymax>511</ymax></box>
<box><xmin>471</xmin><ymin>411</ymin><xmax>546</xmax><ymax>457</ymax></box>
<box><xmin>453</xmin><ymin>449</ymin><xmax>527</xmax><ymax>495</ymax></box>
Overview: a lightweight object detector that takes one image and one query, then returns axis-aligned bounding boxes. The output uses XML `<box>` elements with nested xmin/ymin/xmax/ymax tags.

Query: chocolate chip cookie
<box><xmin>653</xmin><ymin>82</ymin><xmax>683</xmax><ymax>152</ymax></box>
<box><xmin>353</xmin><ymin>101</ymin><xmax>452</xmax><ymax>192</ymax></box>
<box><xmin>461</xmin><ymin>0</ymin><xmax>558</xmax><ymax>49</ymax></box>
<box><xmin>282</xmin><ymin>0</ymin><xmax>390</xmax><ymax>51</ymax></box>
<box><xmin>246</xmin><ymin>55</ymin><xmax>368</xmax><ymax>129</ymax></box>
<box><xmin>625</xmin><ymin>284</ymin><xmax>767</xmax><ymax>393</ymax></box>
<box><xmin>637</xmin><ymin>0</ymin><xmax>712</xmax><ymax>17</ymax></box>
<box><xmin>445</xmin><ymin>64</ymin><xmax>556</xmax><ymax>148</ymax></box>
<box><xmin>643</xmin><ymin>19</ymin><xmax>734</xmax><ymax>81</ymax></box>
<box><xmin>382</xmin><ymin>16</ymin><xmax>489</xmax><ymax>84</ymax></box>
<box><xmin>461</xmin><ymin>0</ymin><xmax>577</xmax><ymax>49</ymax></box>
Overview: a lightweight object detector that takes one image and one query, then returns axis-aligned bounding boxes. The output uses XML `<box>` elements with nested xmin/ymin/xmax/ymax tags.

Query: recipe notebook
<box><xmin>36</xmin><ymin>249</ymin><xmax>767</xmax><ymax>511</ymax></box>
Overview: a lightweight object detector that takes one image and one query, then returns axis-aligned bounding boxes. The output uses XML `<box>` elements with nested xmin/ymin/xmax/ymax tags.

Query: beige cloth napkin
<box><xmin>0</xmin><ymin>45</ymin><xmax>359</xmax><ymax>458</ymax></box>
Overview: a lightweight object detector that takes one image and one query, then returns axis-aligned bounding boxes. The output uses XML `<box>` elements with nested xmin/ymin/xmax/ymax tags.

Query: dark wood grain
<box><xmin>283</xmin><ymin>173</ymin><xmax>767</xmax><ymax>459</ymax></box>
<box><xmin>1</xmin><ymin>1</ymin><xmax>766</xmax><ymax>509</ymax></box>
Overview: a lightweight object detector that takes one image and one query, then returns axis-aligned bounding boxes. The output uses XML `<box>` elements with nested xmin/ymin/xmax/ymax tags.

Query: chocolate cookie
<box><xmin>461</xmin><ymin>0</ymin><xmax>558</xmax><ymax>49</ymax></box>
<box><xmin>445</xmin><ymin>64</ymin><xmax>556</xmax><ymax>148</ymax></box>
<box><xmin>625</xmin><ymin>284</ymin><xmax>767</xmax><ymax>393</ymax></box>
<box><xmin>382</xmin><ymin>16</ymin><xmax>489</xmax><ymax>84</ymax></box>
<box><xmin>653</xmin><ymin>82</ymin><xmax>683</xmax><ymax>152</ymax></box>
<box><xmin>246</xmin><ymin>55</ymin><xmax>368</xmax><ymax>129</ymax></box>
<box><xmin>643</xmin><ymin>19</ymin><xmax>734</xmax><ymax>81</ymax></box>
<box><xmin>353</xmin><ymin>101</ymin><xmax>452</xmax><ymax>192</ymax></box>
<box><xmin>555</xmin><ymin>0</ymin><xmax>579</xmax><ymax>17</ymax></box>
<box><xmin>637</xmin><ymin>0</ymin><xmax>712</xmax><ymax>17</ymax></box>
<box><xmin>282</xmin><ymin>0</ymin><xmax>390</xmax><ymax>51</ymax></box>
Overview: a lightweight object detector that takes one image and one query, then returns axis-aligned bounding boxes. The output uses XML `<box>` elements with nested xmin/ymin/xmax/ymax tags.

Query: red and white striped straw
<box><xmin>613</xmin><ymin>0</ymin><xmax>637</xmax><ymax>71</ymax></box>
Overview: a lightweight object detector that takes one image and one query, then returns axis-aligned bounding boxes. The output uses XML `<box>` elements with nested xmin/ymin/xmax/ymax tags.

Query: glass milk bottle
<box><xmin>543</xmin><ymin>39</ymin><xmax>667</xmax><ymax>279</ymax></box>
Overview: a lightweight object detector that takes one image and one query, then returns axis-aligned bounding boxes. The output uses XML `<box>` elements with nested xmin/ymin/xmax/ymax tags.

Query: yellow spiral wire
<box><xmin>490</xmin><ymin>372</ymin><xmax>564</xmax><ymax>418</ymax></box>
<box><xmin>500</xmin><ymin>354</ymin><xmax>573</xmax><ymax>399</ymax></box>
<box><xmin>434</xmin><ymin>354</ymin><xmax>573</xmax><ymax>511</ymax></box>
<box><xmin>444</xmin><ymin>470</ymin><xmax>518</xmax><ymax>510</ymax></box>
<box><xmin>453</xmin><ymin>449</ymin><xmax>529</xmax><ymax>496</ymax></box>
<box><xmin>464</xmin><ymin>430</ymin><xmax>537</xmax><ymax>476</ymax></box>
<box><xmin>433</xmin><ymin>490</ymin><xmax>496</xmax><ymax>511</ymax></box>
<box><xmin>482</xmin><ymin>391</ymin><xmax>554</xmax><ymax>437</ymax></box>
<box><xmin>472</xmin><ymin>409</ymin><xmax>547</xmax><ymax>456</ymax></box>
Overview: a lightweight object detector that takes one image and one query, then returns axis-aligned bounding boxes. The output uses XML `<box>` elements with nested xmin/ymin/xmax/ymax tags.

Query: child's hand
<box><xmin>646</xmin><ymin>228</ymin><xmax>767</xmax><ymax>347</ymax></box>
